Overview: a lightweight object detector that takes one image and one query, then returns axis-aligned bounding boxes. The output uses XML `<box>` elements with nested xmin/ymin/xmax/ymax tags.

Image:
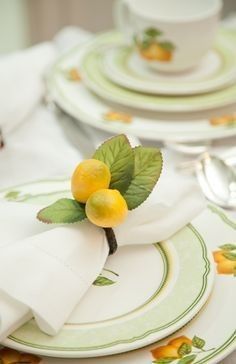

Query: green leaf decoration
<box><xmin>152</xmin><ymin>358</ymin><xmax>175</xmax><ymax>364</ymax></box>
<box><xmin>192</xmin><ymin>335</ymin><xmax>205</xmax><ymax>349</ymax></box>
<box><xmin>123</xmin><ymin>146</ymin><xmax>163</xmax><ymax>210</ymax></box>
<box><xmin>177</xmin><ymin>355</ymin><xmax>197</xmax><ymax>364</ymax></box>
<box><xmin>219</xmin><ymin>244</ymin><xmax>236</xmax><ymax>251</ymax></box>
<box><xmin>223</xmin><ymin>252</ymin><xmax>236</xmax><ymax>261</ymax></box>
<box><xmin>93</xmin><ymin>276</ymin><xmax>115</xmax><ymax>286</ymax></box>
<box><xmin>141</xmin><ymin>38</ymin><xmax>152</xmax><ymax>49</ymax></box>
<box><xmin>159</xmin><ymin>41</ymin><xmax>176</xmax><ymax>51</ymax></box>
<box><xmin>178</xmin><ymin>343</ymin><xmax>192</xmax><ymax>356</ymax></box>
<box><xmin>93</xmin><ymin>134</ymin><xmax>134</xmax><ymax>194</ymax></box>
<box><xmin>145</xmin><ymin>27</ymin><xmax>162</xmax><ymax>37</ymax></box>
<box><xmin>37</xmin><ymin>198</ymin><xmax>86</xmax><ymax>224</ymax></box>
<box><xmin>4</xmin><ymin>190</ymin><xmax>20</xmax><ymax>200</ymax></box>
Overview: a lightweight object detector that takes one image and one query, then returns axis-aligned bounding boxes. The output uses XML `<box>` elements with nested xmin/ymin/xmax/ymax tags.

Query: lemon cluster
<box><xmin>71</xmin><ymin>159</ymin><xmax>128</xmax><ymax>228</ymax></box>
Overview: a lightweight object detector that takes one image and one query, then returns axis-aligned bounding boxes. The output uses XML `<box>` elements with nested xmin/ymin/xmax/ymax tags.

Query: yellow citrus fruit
<box><xmin>85</xmin><ymin>189</ymin><xmax>128</xmax><ymax>227</ymax></box>
<box><xmin>140</xmin><ymin>44</ymin><xmax>172</xmax><ymax>61</ymax></box>
<box><xmin>71</xmin><ymin>159</ymin><xmax>111</xmax><ymax>203</ymax></box>
<box><xmin>213</xmin><ymin>250</ymin><xmax>227</xmax><ymax>263</ymax></box>
<box><xmin>151</xmin><ymin>345</ymin><xmax>179</xmax><ymax>359</ymax></box>
<box><xmin>168</xmin><ymin>336</ymin><xmax>192</xmax><ymax>349</ymax></box>
<box><xmin>217</xmin><ymin>260</ymin><xmax>236</xmax><ymax>275</ymax></box>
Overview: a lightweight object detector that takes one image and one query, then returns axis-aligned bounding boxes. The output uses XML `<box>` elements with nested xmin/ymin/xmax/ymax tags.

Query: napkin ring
<box><xmin>104</xmin><ymin>228</ymin><xmax>118</xmax><ymax>255</ymax></box>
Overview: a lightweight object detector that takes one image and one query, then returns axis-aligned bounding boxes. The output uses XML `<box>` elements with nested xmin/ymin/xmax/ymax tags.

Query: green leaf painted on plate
<box><xmin>145</xmin><ymin>27</ymin><xmax>163</xmax><ymax>37</ymax></box>
<box><xmin>158</xmin><ymin>41</ymin><xmax>175</xmax><ymax>51</ymax></box>
<box><xmin>219</xmin><ymin>244</ymin><xmax>236</xmax><ymax>251</ymax></box>
<box><xmin>177</xmin><ymin>354</ymin><xmax>197</xmax><ymax>364</ymax></box>
<box><xmin>123</xmin><ymin>146</ymin><xmax>163</xmax><ymax>210</ymax></box>
<box><xmin>141</xmin><ymin>38</ymin><xmax>152</xmax><ymax>49</ymax></box>
<box><xmin>152</xmin><ymin>358</ymin><xmax>175</xmax><ymax>364</ymax></box>
<box><xmin>192</xmin><ymin>335</ymin><xmax>205</xmax><ymax>349</ymax></box>
<box><xmin>178</xmin><ymin>343</ymin><xmax>192</xmax><ymax>356</ymax></box>
<box><xmin>93</xmin><ymin>134</ymin><xmax>134</xmax><ymax>194</ymax></box>
<box><xmin>37</xmin><ymin>198</ymin><xmax>86</xmax><ymax>224</ymax></box>
<box><xmin>93</xmin><ymin>276</ymin><xmax>115</xmax><ymax>286</ymax></box>
<box><xmin>4</xmin><ymin>190</ymin><xmax>20</xmax><ymax>200</ymax></box>
<box><xmin>223</xmin><ymin>252</ymin><xmax>236</xmax><ymax>261</ymax></box>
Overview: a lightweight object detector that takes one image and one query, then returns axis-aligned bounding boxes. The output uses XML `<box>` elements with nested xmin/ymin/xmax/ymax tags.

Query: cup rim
<box><xmin>128</xmin><ymin>0</ymin><xmax>222</xmax><ymax>23</ymax></box>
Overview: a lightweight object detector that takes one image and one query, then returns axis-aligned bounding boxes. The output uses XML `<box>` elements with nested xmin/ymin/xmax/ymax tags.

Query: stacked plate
<box><xmin>47</xmin><ymin>27</ymin><xmax>236</xmax><ymax>143</ymax></box>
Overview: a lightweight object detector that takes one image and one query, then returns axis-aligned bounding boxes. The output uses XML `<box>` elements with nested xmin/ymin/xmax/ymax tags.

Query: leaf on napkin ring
<box><xmin>37</xmin><ymin>134</ymin><xmax>163</xmax><ymax>254</ymax></box>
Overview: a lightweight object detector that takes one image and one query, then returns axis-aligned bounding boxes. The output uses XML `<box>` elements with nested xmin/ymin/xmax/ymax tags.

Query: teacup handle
<box><xmin>113</xmin><ymin>0</ymin><xmax>133</xmax><ymax>43</ymax></box>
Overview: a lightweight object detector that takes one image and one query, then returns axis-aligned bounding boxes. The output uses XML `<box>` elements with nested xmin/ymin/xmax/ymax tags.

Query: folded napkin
<box><xmin>0</xmin><ymin>178</ymin><xmax>205</xmax><ymax>340</ymax></box>
<box><xmin>0</xmin><ymin>28</ymin><xmax>93</xmax><ymax>189</ymax></box>
<box><xmin>0</xmin><ymin>43</ymin><xmax>56</xmax><ymax>136</ymax></box>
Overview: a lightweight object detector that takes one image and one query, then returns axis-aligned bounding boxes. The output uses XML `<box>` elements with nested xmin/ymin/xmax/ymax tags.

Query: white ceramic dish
<box><xmin>46</xmin><ymin>34</ymin><xmax>236</xmax><ymax>142</ymax></box>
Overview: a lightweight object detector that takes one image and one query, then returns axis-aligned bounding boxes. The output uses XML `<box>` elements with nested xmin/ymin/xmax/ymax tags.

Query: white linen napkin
<box><xmin>0</xmin><ymin>178</ymin><xmax>205</xmax><ymax>340</ymax></box>
<box><xmin>0</xmin><ymin>43</ymin><xmax>56</xmax><ymax>136</ymax></box>
<box><xmin>0</xmin><ymin>28</ymin><xmax>93</xmax><ymax>189</ymax></box>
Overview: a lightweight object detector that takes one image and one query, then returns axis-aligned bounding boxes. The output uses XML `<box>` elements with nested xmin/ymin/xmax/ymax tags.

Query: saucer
<box><xmin>103</xmin><ymin>29</ymin><xmax>236</xmax><ymax>95</ymax></box>
<box><xmin>80</xmin><ymin>30</ymin><xmax>236</xmax><ymax>112</ymax></box>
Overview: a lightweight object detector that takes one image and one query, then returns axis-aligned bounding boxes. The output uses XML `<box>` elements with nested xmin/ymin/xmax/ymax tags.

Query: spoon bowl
<box><xmin>195</xmin><ymin>153</ymin><xmax>236</xmax><ymax>209</ymax></box>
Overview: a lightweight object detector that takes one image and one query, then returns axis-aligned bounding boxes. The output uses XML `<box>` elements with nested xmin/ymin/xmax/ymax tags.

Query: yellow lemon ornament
<box><xmin>86</xmin><ymin>189</ymin><xmax>128</xmax><ymax>227</ymax></box>
<box><xmin>71</xmin><ymin>159</ymin><xmax>111</xmax><ymax>203</ymax></box>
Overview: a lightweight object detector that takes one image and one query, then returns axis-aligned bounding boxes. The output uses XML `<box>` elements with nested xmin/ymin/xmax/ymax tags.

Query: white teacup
<box><xmin>114</xmin><ymin>0</ymin><xmax>222</xmax><ymax>72</ymax></box>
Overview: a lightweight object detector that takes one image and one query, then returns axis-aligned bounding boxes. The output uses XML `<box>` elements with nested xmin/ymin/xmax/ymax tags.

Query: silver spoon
<box><xmin>195</xmin><ymin>152</ymin><xmax>236</xmax><ymax>209</ymax></box>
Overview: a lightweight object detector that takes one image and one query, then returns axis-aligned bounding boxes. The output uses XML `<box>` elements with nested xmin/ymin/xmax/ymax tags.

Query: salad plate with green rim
<box><xmin>102</xmin><ymin>29</ymin><xmax>236</xmax><ymax>96</ymax></box>
<box><xmin>46</xmin><ymin>32</ymin><xmax>236</xmax><ymax>142</ymax></box>
<box><xmin>0</xmin><ymin>178</ymin><xmax>216</xmax><ymax>358</ymax></box>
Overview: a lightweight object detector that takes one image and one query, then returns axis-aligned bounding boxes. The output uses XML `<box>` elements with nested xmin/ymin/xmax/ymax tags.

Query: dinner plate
<box><xmin>0</xmin><ymin>179</ymin><xmax>215</xmax><ymax>358</ymax></box>
<box><xmin>80</xmin><ymin>30</ymin><xmax>236</xmax><ymax>112</ymax></box>
<box><xmin>46</xmin><ymin>44</ymin><xmax>236</xmax><ymax>142</ymax></box>
<box><xmin>103</xmin><ymin>29</ymin><xmax>236</xmax><ymax>95</ymax></box>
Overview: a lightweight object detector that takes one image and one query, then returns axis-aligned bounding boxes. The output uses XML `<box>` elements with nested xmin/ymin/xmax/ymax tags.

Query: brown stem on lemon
<box><xmin>103</xmin><ymin>228</ymin><xmax>118</xmax><ymax>255</ymax></box>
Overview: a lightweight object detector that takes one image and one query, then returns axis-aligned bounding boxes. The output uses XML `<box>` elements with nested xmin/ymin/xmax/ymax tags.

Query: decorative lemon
<box><xmin>217</xmin><ymin>259</ymin><xmax>236</xmax><ymax>274</ymax></box>
<box><xmin>140</xmin><ymin>44</ymin><xmax>172</xmax><ymax>61</ymax></box>
<box><xmin>168</xmin><ymin>336</ymin><xmax>192</xmax><ymax>349</ymax></box>
<box><xmin>86</xmin><ymin>189</ymin><xmax>128</xmax><ymax>227</ymax></box>
<box><xmin>71</xmin><ymin>159</ymin><xmax>111</xmax><ymax>203</ymax></box>
<box><xmin>151</xmin><ymin>345</ymin><xmax>179</xmax><ymax>359</ymax></box>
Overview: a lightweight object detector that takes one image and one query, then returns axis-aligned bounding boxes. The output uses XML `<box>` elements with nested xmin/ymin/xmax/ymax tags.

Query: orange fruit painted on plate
<box><xmin>168</xmin><ymin>335</ymin><xmax>192</xmax><ymax>349</ymax></box>
<box><xmin>217</xmin><ymin>259</ymin><xmax>236</xmax><ymax>274</ymax></box>
<box><xmin>140</xmin><ymin>44</ymin><xmax>172</xmax><ymax>61</ymax></box>
<box><xmin>213</xmin><ymin>250</ymin><xmax>227</xmax><ymax>263</ymax></box>
<box><xmin>86</xmin><ymin>189</ymin><xmax>128</xmax><ymax>227</ymax></box>
<box><xmin>151</xmin><ymin>344</ymin><xmax>180</xmax><ymax>359</ymax></box>
<box><xmin>71</xmin><ymin>159</ymin><xmax>111</xmax><ymax>203</ymax></box>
